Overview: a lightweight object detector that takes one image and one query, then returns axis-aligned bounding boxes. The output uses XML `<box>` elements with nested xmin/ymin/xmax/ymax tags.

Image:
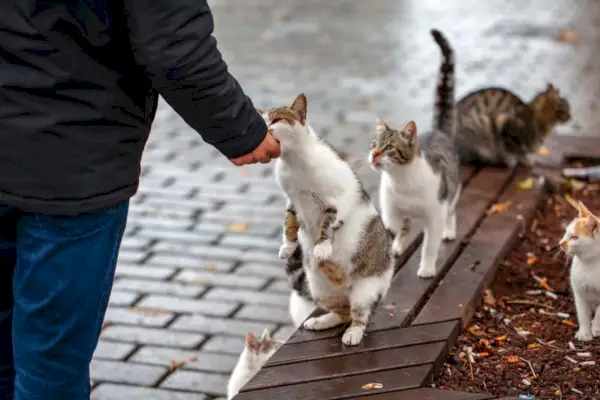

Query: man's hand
<box><xmin>229</xmin><ymin>132</ymin><xmax>281</xmax><ymax>166</ymax></box>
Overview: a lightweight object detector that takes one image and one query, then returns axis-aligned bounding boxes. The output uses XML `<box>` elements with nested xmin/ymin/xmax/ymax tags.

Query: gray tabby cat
<box><xmin>258</xmin><ymin>94</ymin><xmax>393</xmax><ymax>346</ymax></box>
<box><xmin>369</xmin><ymin>29</ymin><xmax>461</xmax><ymax>279</ymax></box>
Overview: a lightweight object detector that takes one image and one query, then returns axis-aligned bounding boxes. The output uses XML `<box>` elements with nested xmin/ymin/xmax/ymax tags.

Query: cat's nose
<box><xmin>559</xmin><ymin>238</ymin><xmax>568</xmax><ymax>251</ymax></box>
<box><xmin>369</xmin><ymin>150</ymin><xmax>382</xmax><ymax>168</ymax></box>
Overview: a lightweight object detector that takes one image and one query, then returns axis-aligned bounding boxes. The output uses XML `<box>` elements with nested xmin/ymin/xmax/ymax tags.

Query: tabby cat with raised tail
<box><xmin>369</xmin><ymin>29</ymin><xmax>461</xmax><ymax>279</ymax></box>
<box><xmin>259</xmin><ymin>94</ymin><xmax>394</xmax><ymax>346</ymax></box>
<box><xmin>455</xmin><ymin>83</ymin><xmax>571</xmax><ymax>166</ymax></box>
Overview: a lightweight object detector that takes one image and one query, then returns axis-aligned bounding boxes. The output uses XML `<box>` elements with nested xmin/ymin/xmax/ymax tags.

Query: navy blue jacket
<box><xmin>0</xmin><ymin>0</ymin><xmax>267</xmax><ymax>215</ymax></box>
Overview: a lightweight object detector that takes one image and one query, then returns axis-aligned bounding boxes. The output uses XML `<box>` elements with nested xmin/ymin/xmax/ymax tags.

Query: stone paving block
<box><xmin>103</xmin><ymin>307</ymin><xmax>174</xmax><ymax>327</ymax></box>
<box><xmin>128</xmin><ymin>203</ymin><xmax>196</xmax><ymax>220</ymax></box>
<box><xmin>266</xmin><ymin>279</ymin><xmax>291</xmax><ymax>293</ymax></box>
<box><xmin>108</xmin><ymin>291</ymin><xmax>140</xmax><ymax>307</ymax></box>
<box><xmin>92</xmin><ymin>384</ymin><xmax>207</xmax><ymax>400</ymax></box>
<box><xmin>173</xmin><ymin>270</ymin><xmax>267</xmax><ymax>289</ymax></box>
<box><xmin>240</xmin><ymin>250</ymin><xmax>282</xmax><ymax>264</ymax></box>
<box><xmin>147</xmin><ymin>254</ymin><xmax>232</xmax><ymax>272</ymax></box>
<box><xmin>201</xmin><ymin>212</ymin><xmax>281</xmax><ymax>226</ymax></box>
<box><xmin>90</xmin><ymin>359</ymin><xmax>167</xmax><ymax>386</ymax></box>
<box><xmin>160</xmin><ymin>370</ymin><xmax>228</xmax><ymax>397</ymax></box>
<box><xmin>117</xmin><ymin>250</ymin><xmax>147</xmax><ymax>264</ymax></box>
<box><xmin>130</xmin><ymin>347</ymin><xmax>238</xmax><ymax>374</ymax></box>
<box><xmin>136</xmin><ymin>295</ymin><xmax>238</xmax><ymax>317</ymax></box>
<box><xmin>115</xmin><ymin>264</ymin><xmax>175</xmax><ymax>280</ymax></box>
<box><xmin>143</xmin><ymin>196</ymin><xmax>216</xmax><ymax>211</ymax></box>
<box><xmin>119</xmin><ymin>237</ymin><xmax>151</xmax><ymax>252</ymax></box>
<box><xmin>170</xmin><ymin>314</ymin><xmax>277</xmax><ymax>336</ymax></box>
<box><xmin>132</xmin><ymin>217</ymin><xmax>194</xmax><ymax>231</ymax></box>
<box><xmin>219</xmin><ymin>234</ymin><xmax>280</xmax><ymax>251</ymax></box>
<box><xmin>101</xmin><ymin>326</ymin><xmax>205</xmax><ymax>348</ymax></box>
<box><xmin>201</xmin><ymin>335</ymin><xmax>245</xmax><ymax>355</ymax></box>
<box><xmin>234</xmin><ymin>304</ymin><xmax>292</xmax><ymax>325</ymax></box>
<box><xmin>93</xmin><ymin>341</ymin><xmax>136</xmax><ymax>361</ymax></box>
<box><xmin>138</xmin><ymin>229</ymin><xmax>217</xmax><ymax>244</ymax></box>
<box><xmin>234</xmin><ymin>263</ymin><xmax>287</xmax><ymax>279</ymax></box>
<box><xmin>137</xmin><ymin>186</ymin><xmax>195</xmax><ymax>198</ymax></box>
<box><xmin>203</xmin><ymin>287</ymin><xmax>289</xmax><ymax>306</ymax></box>
<box><xmin>112</xmin><ymin>278</ymin><xmax>207</xmax><ymax>298</ymax></box>
<box><xmin>153</xmin><ymin>243</ymin><xmax>243</xmax><ymax>261</ymax></box>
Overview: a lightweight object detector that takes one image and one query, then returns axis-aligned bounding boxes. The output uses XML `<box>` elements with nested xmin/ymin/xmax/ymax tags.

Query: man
<box><xmin>0</xmin><ymin>1</ymin><xmax>280</xmax><ymax>399</ymax></box>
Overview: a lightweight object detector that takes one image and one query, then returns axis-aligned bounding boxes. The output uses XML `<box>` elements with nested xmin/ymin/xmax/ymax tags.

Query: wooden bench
<box><xmin>233</xmin><ymin>134</ymin><xmax>600</xmax><ymax>400</ymax></box>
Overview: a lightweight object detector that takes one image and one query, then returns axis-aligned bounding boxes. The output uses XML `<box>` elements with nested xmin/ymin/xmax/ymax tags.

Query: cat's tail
<box><xmin>430</xmin><ymin>29</ymin><xmax>456</xmax><ymax>136</ymax></box>
<box><xmin>285</xmin><ymin>245</ymin><xmax>312</xmax><ymax>301</ymax></box>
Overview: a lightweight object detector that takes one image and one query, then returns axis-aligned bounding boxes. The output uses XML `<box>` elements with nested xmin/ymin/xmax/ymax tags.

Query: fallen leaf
<box><xmin>570</xmin><ymin>179</ymin><xmax>587</xmax><ymax>191</ymax></box>
<box><xmin>168</xmin><ymin>357</ymin><xmax>198</xmax><ymax>372</ymax></box>
<box><xmin>517</xmin><ymin>177</ymin><xmax>534</xmax><ymax>190</ymax></box>
<box><xmin>539</xmin><ymin>278</ymin><xmax>554</xmax><ymax>292</ymax></box>
<box><xmin>483</xmin><ymin>288</ymin><xmax>497</xmax><ymax>307</ymax></box>
<box><xmin>362</xmin><ymin>383</ymin><xmax>383</xmax><ymax>390</ymax></box>
<box><xmin>561</xmin><ymin>320</ymin><xmax>577</xmax><ymax>328</ymax></box>
<box><xmin>188</xmin><ymin>280</ymin><xmax>208</xmax><ymax>286</ymax></box>
<box><xmin>528</xmin><ymin>343</ymin><xmax>540</xmax><ymax>349</ymax></box>
<box><xmin>204</xmin><ymin>263</ymin><xmax>218</xmax><ymax>272</ymax></box>
<box><xmin>487</xmin><ymin>200</ymin><xmax>512</xmax><ymax>215</ymax></box>
<box><xmin>507</xmin><ymin>355</ymin><xmax>520</xmax><ymax>363</ymax></box>
<box><xmin>527</xmin><ymin>255</ymin><xmax>537</xmax><ymax>266</ymax></box>
<box><xmin>537</xmin><ymin>146</ymin><xmax>551</xmax><ymax>156</ymax></box>
<box><xmin>558</xmin><ymin>28</ymin><xmax>579</xmax><ymax>43</ymax></box>
<box><xmin>227</xmin><ymin>223</ymin><xmax>249</xmax><ymax>233</ymax></box>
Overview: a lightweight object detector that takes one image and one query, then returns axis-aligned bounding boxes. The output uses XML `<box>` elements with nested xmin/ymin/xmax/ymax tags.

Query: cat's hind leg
<box><xmin>418</xmin><ymin>206</ymin><xmax>445</xmax><ymax>279</ymax></box>
<box><xmin>443</xmin><ymin>186</ymin><xmax>461</xmax><ymax>241</ymax></box>
<box><xmin>303</xmin><ymin>311</ymin><xmax>347</xmax><ymax>331</ymax></box>
<box><xmin>592</xmin><ymin>305</ymin><xmax>600</xmax><ymax>338</ymax></box>
<box><xmin>343</xmin><ymin>275</ymin><xmax>389</xmax><ymax>346</ymax></box>
<box><xmin>380</xmin><ymin>191</ymin><xmax>410</xmax><ymax>257</ymax></box>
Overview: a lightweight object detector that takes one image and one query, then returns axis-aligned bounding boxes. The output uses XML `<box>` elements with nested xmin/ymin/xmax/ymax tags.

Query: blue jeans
<box><xmin>0</xmin><ymin>202</ymin><xmax>128</xmax><ymax>399</ymax></box>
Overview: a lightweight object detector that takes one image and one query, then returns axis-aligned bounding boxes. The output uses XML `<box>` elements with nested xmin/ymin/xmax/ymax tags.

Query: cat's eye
<box><xmin>384</xmin><ymin>145</ymin><xmax>394</xmax><ymax>151</ymax></box>
<box><xmin>370</xmin><ymin>141</ymin><xmax>376</xmax><ymax>149</ymax></box>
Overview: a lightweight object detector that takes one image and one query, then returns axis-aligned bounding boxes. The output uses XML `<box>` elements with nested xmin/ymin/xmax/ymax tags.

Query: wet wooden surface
<box><xmin>233</xmin><ymin>134</ymin><xmax>600</xmax><ymax>400</ymax></box>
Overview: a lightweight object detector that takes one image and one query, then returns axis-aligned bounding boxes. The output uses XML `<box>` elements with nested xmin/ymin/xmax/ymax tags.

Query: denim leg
<box><xmin>0</xmin><ymin>206</ymin><xmax>18</xmax><ymax>400</ymax></box>
<box><xmin>12</xmin><ymin>202</ymin><xmax>128</xmax><ymax>400</ymax></box>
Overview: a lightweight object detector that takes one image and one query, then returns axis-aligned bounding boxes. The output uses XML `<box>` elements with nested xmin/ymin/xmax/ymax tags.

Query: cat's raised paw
<box><xmin>417</xmin><ymin>263</ymin><xmax>436</xmax><ymax>279</ymax></box>
<box><xmin>313</xmin><ymin>241</ymin><xmax>333</xmax><ymax>261</ymax></box>
<box><xmin>575</xmin><ymin>329</ymin><xmax>594</xmax><ymax>342</ymax></box>
<box><xmin>303</xmin><ymin>312</ymin><xmax>344</xmax><ymax>331</ymax></box>
<box><xmin>341</xmin><ymin>326</ymin><xmax>364</xmax><ymax>346</ymax></box>
<box><xmin>278</xmin><ymin>242</ymin><xmax>298</xmax><ymax>259</ymax></box>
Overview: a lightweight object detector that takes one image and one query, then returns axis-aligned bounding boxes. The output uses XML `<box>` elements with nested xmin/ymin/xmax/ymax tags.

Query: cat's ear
<box><xmin>291</xmin><ymin>93</ymin><xmax>307</xmax><ymax>123</ymax></box>
<box><xmin>259</xmin><ymin>328</ymin><xmax>271</xmax><ymax>343</ymax></box>
<box><xmin>246</xmin><ymin>332</ymin><xmax>260</xmax><ymax>350</ymax></box>
<box><xmin>578</xmin><ymin>201</ymin><xmax>594</xmax><ymax>218</ymax></box>
<box><xmin>375</xmin><ymin>117</ymin><xmax>388</xmax><ymax>135</ymax></box>
<box><xmin>585</xmin><ymin>215</ymin><xmax>599</xmax><ymax>235</ymax></box>
<box><xmin>402</xmin><ymin>121</ymin><xmax>418</xmax><ymax>142</ymax></box>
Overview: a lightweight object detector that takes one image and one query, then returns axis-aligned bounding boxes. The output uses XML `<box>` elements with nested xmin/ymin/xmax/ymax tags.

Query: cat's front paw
<box><xmin>313</xmin><ymin>241</ymin><xmax>333</xmax><ymax>261</ymax></box>
<box><xmin>417</xmin><ymin>262</ymin><xmax>436</xmax><ymax>279</ymax></box>
<box><xmin>278</xmin><ymin>242</ymin><xmax>298</xmax><ymax>259</ymax></box>
<box><xmin>391</xmin><ymin>236</ymin><xmax>405</xmax><ymax>257</ymax></box>
<box><xmin>442</xmin><ymin>228</ymin><xmax>456</xmax><ymax>241</ymax></box>
<box><xmin>341</xmin><ymin>326</ymin><xmax>364</xmax><ymax>346</ymax></box>
<box><xmin>592</xmin><ymin>324</ymin><xmax>600</xmax><ymax>338</ymax></box>
<box><xmin>575</xmin><ymin>329</ymin><xmax>594</xmax><ymax>342</ymax></box>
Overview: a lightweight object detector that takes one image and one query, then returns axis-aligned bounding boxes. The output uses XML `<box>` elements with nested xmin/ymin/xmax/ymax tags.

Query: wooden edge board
<box><xmin>265</xmin><ymin>320</ymin><xmax>458</xmax><ymax>367</ymax></box>
<box><xmin>353</xmin><ymin>387</ymin><xmax>495</xmax><ymax>399</ymax></box>
<box><xmin>233</xmin><ymin>364</ymin><xmax>431</xmax><ymax>400</ymax></box>
<box><xmin>413</xmin><ymin>170</ymin><xmax>545</xmax><ymax>327</ymax></box>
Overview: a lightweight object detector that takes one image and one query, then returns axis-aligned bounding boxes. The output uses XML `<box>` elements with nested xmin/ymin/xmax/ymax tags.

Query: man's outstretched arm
<box><xmin>123</xmin><ymin>0</ymin><xmax>278</xmax><ymax>163</ymax></box>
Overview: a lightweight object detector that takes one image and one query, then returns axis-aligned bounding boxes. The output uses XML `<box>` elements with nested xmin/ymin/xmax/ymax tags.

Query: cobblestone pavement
<box><xmin>90</xmin><ymin>0</ymin><xmax>600</xmax><ymax>398</ymax></box>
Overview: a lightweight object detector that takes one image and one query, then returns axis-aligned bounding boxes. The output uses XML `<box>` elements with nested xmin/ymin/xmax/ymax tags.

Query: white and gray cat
<box><xmin>369</xmin><ymin>29</ymin><xmax>461</xmax><ymax>279</ymax></box>
<box><xmin>258</xmin><ymin>94</ymin><xmax>394</xmax><ymax>346</ymax></box>
<box><xmin>560</xmin><ymin>197</ymin><xmax>600</xmax><ymax>342</ymax></box>
<box><xmin>227</xmin><ymin>330</ymin><xmax>283</xmax><ymax>399</ymax></box>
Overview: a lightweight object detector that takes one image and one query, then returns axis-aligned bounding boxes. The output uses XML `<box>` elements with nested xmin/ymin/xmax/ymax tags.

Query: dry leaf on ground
<box><xmin>227</xmin><ymin>223</ymin><xmax>249</xmax><ymax>233</ymax></box>
<box><xmin>487</xmin><ymin>201</ymin><xmax>512</xmax><ymax>215</ymax></box>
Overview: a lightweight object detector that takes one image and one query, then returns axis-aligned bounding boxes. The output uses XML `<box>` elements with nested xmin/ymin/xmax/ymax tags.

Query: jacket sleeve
<box><xmin>123</xmin><ymin>0</ymin><xmax>267</xmax><ymax>159</ymax></box>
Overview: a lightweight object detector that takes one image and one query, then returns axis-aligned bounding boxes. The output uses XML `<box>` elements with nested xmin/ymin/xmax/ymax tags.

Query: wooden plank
<box><xmin>413</xmin><ymin>170</ymin><xmax>545</xmax><ymax>327</ymax></box>
<box><xmin>233</xmin><ymin>365</ymin><xmax>431</xmax><ymax>400</ymax></box>
<box><xmin>242</xmin><ymin>341</ymin><xmax>446</xmax><ymax>391</ymax></box>
<box><xmin>365</xmin><ymin>167</ymin><xmax>514</xmax><ymax>332</ymax></box>
<box><xmin>285</xmin><ymin>167</ymin><xmax>491</xmax><ymax>344</ymax></box>
<box><xmin>265</xmin><ymin>320</ymin><xmax>458</xmax><ymax>367</ymax></box>
<box><xmin>354</xmin><ymin>388</ymin><xmax>494</xmax><ymax>399</ymax></box>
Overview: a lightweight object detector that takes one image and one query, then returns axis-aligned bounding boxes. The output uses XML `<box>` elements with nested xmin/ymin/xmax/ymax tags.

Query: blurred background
<box><xmin>91</xmin><ymin>0</ymin><xmax>600</xmax><ymax>398</ymax></box>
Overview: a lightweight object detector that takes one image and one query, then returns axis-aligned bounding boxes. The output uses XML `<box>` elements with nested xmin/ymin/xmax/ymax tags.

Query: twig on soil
<box><xmin>505</xmin><ymin>299</ymin><xmax>555</xmax><ymax>309</ymax></box>
<box><xmin>519</xmin><ymin>356</ymin><xmax>537</xmax><ymax>378</ymax></box>
<box><xmin>536</xmin><ymin>338</ymin><xmax>568</xmax><ymax>352</ymax></box>
<box><xmin>466</xmin><ymin>347</ymin><xmax>475</xmax><ymax>382</ymax></box>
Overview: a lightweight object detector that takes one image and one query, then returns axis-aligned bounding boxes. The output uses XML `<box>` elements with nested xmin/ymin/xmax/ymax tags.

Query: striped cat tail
<box><xmin>430</xmin><ymin>29</ymin><xmax>456</xmax><ymax>136</ymax></box>
<box><xmin>285</xmin><ymin>245</ymin><xmax>311</xmax><ymax>299</ymax></box>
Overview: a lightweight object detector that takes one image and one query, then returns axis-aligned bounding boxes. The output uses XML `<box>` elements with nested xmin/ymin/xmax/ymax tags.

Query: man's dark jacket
<box><xmin>0</xmin><ymin>0</ymin><xmax>267</xmax><ymax>215</ymax></box>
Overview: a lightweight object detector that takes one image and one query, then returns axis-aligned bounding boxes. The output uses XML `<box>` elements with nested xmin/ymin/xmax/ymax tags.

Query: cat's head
<box><xmin>559</xmin><ymin>197</ymin><xmax>600</xmax><ymax>258</ymax></box>
<box><xmin>532</xmin><ymin>83</ymin><xmax>571</xmax><ymax>128</ymax></box>
<box><xmin>368</xmin><ymin>118</ymin><xmax>419</xmax><ymax>170</ymax></box>
<box><xmin>242</xmin><ymin>329</ymin><xmax>284</xmax><ymax>367</ymax></box>
<box><xmin>256</xmin><ymin>94</ymin><xmax>308</xmax><ymax>145</ymax></box>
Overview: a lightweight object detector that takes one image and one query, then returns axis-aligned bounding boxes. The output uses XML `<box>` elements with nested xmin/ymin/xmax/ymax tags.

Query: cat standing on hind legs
<box><xmin>560</xmin><ymin>197</ymin><xmax>600</xmax><ymax>342</ymax></box>
<box><xmin>259</xmin><ymin>93</ymin><xmax>394</xmax><ymax>346</ymax></box>
<box><xmin>369</xmin><ymin>29</ymin><xmax>461</xmax><ymax>279</ymax></box>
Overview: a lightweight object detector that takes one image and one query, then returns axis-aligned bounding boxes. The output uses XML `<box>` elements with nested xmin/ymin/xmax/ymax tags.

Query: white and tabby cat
<box><xmin>560</xmin><ymin>197</ymin><xmax>600</xmax><ymax>342</ymax></box>
<box><xmin>285</xmin><ymin>245</ymin><xmax>317</xmax><ymax>327</ymax></box>
<box><xmin>227</xmin><ymin>330</ymin><xmax>283</xmax><ymax>399</ymax></box>
<box><xmin>258</xmin><ymin>94</ymin><xmax>393</xmax><ymax>346</ymax></box>
<box><xmin>369</xmin><ymin>29</ymin><xmax>461</xmax><ymax>279</ymax></box>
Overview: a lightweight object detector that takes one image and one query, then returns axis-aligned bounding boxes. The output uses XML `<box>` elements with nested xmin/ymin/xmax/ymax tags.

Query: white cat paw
<box><xmin>592</xmin><ymin>326</ymin><xmax>600</xmax><ymax>338</ymax></box>
<box><xmin>278</xmin><ymin>242</ymin><xmax>298</xmax><ymax>259</ymax></box>
<box><xmin>341</xmin><ymin>326</ymin><xmax>364</xmax><ymax>346</ymax></box>
<box><xmin>575</xmin><ymin>329</ymin><xmax>594</xmax><ymax>342</ymax></box>
<box><xmin>417</xmin><ymin>263</ymin><xmax>436</xmax><ymax>279</ymax></box>
<box><xmin>391</xmin><ymin>238</ymin><xmax>405</xmax><ymax>257</ymax></box>
<box><xmin>442</xmin><ymin>229</ymin><xmax>456</xmax><ymax>241</ymax></box>
<box><xmin>313</xmin><ymin>241</ymin><xmax>333</xmax><ymax>261</ymax></box>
